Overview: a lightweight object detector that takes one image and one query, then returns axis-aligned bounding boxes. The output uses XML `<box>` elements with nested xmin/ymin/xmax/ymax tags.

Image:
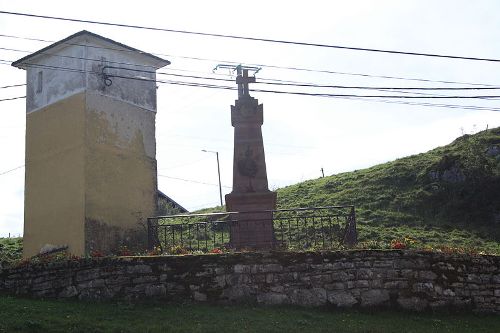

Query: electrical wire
<box><xmin>1</xmin><ymin>33</ymin><xmax>497</xmax><ymax>87</ymax></box>
<box><xmin>0</xmin><ymin>96</ymin><xmax>26</xmax><ymax>102</ymax></box>
<box><xmin>0</xmin><ymin>165</ymin><xmax>24</xmax><ymax>176</ymax></box>
<box><xmin>158</xmin><ymin>174</ymin><xmax>231</xmax><ymax>189</ymax></box>
<box><xmin>2</xmin><ymin>60</ymin><xmax>500</xmax><ymax>111</ymax></box>
<box><xmin>0</xmin><ymin>83</ymin><xmax>26</xmax><ymax>89</ymax></box>
<box><xmin>1</xmin><ymin>10</ymin><xmax>500</xmax><ymax>63</ymax></box>
<box><xmin>3</xmin><ymin>41</ymin><xmax>498</xmax><ymax>91</ymax></box>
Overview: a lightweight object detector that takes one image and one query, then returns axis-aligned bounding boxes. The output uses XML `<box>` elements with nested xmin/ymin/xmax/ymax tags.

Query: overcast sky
<box><xmin>1</xmin><ymin>0</ymin><xmax>500</xmax><ymax>237</ymax></box>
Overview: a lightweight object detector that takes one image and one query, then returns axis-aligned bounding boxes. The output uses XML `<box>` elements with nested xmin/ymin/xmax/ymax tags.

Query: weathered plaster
<box><xmin>24</xmin><ymin>92</ymin><xmax>86</xmax><ymax>257</ymax></box>
<box><xmin>21</xmin><ymin>33</ymin><xmax>162</xmax><ymax>114</ymax></box>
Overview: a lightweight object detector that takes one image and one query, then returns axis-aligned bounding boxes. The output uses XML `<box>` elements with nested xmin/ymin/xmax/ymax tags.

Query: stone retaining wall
<box><xmin>1</xmin><ymin>250</ymin><xmax>499</xmax><ymax>313</ymax></box>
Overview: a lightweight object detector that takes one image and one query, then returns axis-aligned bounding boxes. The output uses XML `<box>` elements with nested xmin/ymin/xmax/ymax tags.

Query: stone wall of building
<box><xmin>1</xmin><ymin>250</ymin><xmax>499</xmax><ymax>313</ymax></box>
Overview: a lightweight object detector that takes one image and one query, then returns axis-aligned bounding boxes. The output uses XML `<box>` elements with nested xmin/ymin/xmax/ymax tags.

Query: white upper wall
<box><xmin>12</xmin><ymin>31</ymin><xmax>170</xmax><ymax>113</ymax></box>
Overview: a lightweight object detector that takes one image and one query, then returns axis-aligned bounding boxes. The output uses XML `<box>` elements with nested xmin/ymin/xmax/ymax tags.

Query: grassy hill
<box><xmin>277</xmin><ymin>127</ymin><xmax>500</xmax><ymax>249</ymax></box>
<box><xmin>0</xmin><ymin>237</ymin><xmax>22</xmax><ymax>267</ymax></box>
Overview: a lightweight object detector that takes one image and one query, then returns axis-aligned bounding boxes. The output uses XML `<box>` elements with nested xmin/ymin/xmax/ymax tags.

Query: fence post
<box><xmin>147</xmin><ymin>218</ymin><xmax>160</xmax><ymax>251</ymax></box>
<box><xmin>343</xmin><ymin>206</ymin><xmax>358</xmax><ymax>247</ymax></box>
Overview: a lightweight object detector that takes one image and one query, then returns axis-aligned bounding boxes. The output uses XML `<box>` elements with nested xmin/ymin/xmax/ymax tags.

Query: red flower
<box><xmin>391</xmin><ymin>240</ymin><xmax>406</xmax><ymax>249</ymax></box>
<box><xmin>90</xmin><ymin>250</ymin><xmax>105</xmax><ymax>258</ymax></box>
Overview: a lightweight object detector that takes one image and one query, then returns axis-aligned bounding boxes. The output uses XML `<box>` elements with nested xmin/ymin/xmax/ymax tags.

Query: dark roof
<box><xmin>12</xmin><ymin>30</ymin><xmax>170</xmax><ymax>69</ymax></box>
<box><xmin>157</xmin><ymin>190</ymin><xmax>188</xmax><ymax>213</ymax></box>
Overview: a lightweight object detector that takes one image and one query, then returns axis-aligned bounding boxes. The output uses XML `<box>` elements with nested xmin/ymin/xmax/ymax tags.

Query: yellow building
<box><xmin>12</xmin><ymin>31</ymin><xmax>169</xmax><ymax>257</ymax></box>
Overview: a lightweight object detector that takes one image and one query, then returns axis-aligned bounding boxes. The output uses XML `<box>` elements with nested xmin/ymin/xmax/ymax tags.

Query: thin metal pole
<box><xmin>216</xmin><ymin>152</ymin><xmax>223</xmax><ymax>207</ymax></box>
<box><xmin>202</xmin><ymin>149</ymin><xmax>224</xmax><ymax>207</ymax></box>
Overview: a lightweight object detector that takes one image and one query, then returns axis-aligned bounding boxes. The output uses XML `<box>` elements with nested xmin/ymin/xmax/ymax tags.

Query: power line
<box><xmin>2</xmin><ymin>61</ymin><xmax>500</xmax><ymax>111</ymax></box>
<box><xmin>255</xmin><ymin>64</ymin><xmax>498</xmax><ymax>87</ymax></box>
<box><xmin>0</xmin><ymin>165</ymin><xmax>24</xmax><ymax>176</ymax></box>
<box><xmin>1</xmin><ymin>10</ymin><xmax>500</xmax><ymax>63</ymax></box>
<box><xmin>158</xmin><ymin>174</ymin><xmax>231</xmax><ymax>189</ymax></box>
<box><xmin>3</xmin><ymin>37</ymin><xmax>498</xmax><ymax>90</ymax></box>
<box><xmin>0</xmin><ymin>83</ymin><xmax>26</xmax><ymax>89</ymax></box>
<box><xmin>0</xmin><ymin>60</ymin><xmax>500</xmax><ymax>101</ymax></box>
<box><xmin>108</xmin><ymin>72</ymin><xmax>500</xmax><ymax>99</ymax></box>
<box><xmin>106</xmin><ymin>65</ymin><xmax>500</xmax><ymax>91</ymax></box>
<box><xmin>1</xmin><ymin>33</ymin><xmax>497</xmax><ymax>87</ymax></box>
<box><xmin>0</xmin><ymin>96</ymin><xmax>25</xmax><ymax>102</ymax></box>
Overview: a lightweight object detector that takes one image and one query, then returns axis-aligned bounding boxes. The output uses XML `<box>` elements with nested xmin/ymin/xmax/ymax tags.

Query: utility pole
<box><xmin>321</xmin><ymin>168</ymin><xmax>325</xmax><ymax>178</ymax></box>
<box><xmin>202</xmin><ymin>150</ymin><xmax>223</xmax><ymax>207</ymax></box>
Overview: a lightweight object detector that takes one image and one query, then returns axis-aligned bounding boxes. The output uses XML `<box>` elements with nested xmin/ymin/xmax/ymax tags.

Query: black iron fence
<box><xmin>147</xmin><ymin>205</ymin><xmax>357</xmax><ymax>253</ymax></box>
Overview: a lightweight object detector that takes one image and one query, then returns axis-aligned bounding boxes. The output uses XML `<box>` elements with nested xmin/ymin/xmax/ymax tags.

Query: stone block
<box><xmin>166</xmin><ymin>282</ymin><xmax>184</xmax><ymax>292</ymax></box>
<box><xmin>373</xmin><ymin>261</ymin><xmax>392</xmax><ymax>268</ymax></box>
<box><xmin>78</xmin><ymin>287</ymin><xmax>114</xmax><ymax>300</ymax></box>
<box><xmin>443</xmin><ymin>288</ymin><xmax>456</xmax><ymax>297</ymax></box>
<box><xmin>466</xmin><ymin>274</ymin><xmax>482</xmax><ymax>284</ymax></box>
<box><xmin>290</xmin><ymin>288</ymin><xmax>327</xmax><ymax>306</ymax></box>
<box><xmin>105</xmin><ymin>276</ymin><xmax>130</xmax><ymax>286</ymax></box>
<box><xmin>412</xmin><ymin>282</ymin><xmax>434</xmax><ymax>294</ymax></box>
<box><xmin>354</xmin><ymin>280</ymin><xmax>369</xmax><ymax>288</ymax></box>
<box><xmin>383</xmin><ymin>281</ymin><xmax>408</xmax><ymax>289</ymax></box>
<box><xmin>78</xmin><ymin>278</ymin><xmax>105</xmax><ymax>289</ymax></box>
<box><xmin>331</xmin><ymin>271</ymin><xmax>354</xmax><ymax>281</ymax></box>
<box><xmin>261</xmin><ymin>264</ymin><xmax>283</xmax><ymax>273</ymax></box>
<box><xmin>58</xmin><ymin>286</ymin><xmax>78</xmax><ymax>298</ymax></box>
<box><xmin>310</xmin><ymin>274</ymin><xmax>332</xmax><ymax>286</ymax></box>
<box><xmin>394</xmin><ymin>259</ymin><xmax>415</xmax><ymax>269</ymax></box>
<box><xmin>214</xmin><ymin>274</ymin><xmax>227</xmax><ymax>288</ymax></box>
<box><xmin>356</xmin><ymin>269</ymin><xmax>373</xmax><ymax>280</ymax></box>
<box><xmin>325</xmin><ymin>282</ymin><xmax>345</xmax><ymax>290</ymax></box>
<box><xmin>327</xmin><ymin>291</ymin><xmax>358</xmax><ymax>307</ymax></box>
<box><xmin>257</xmin><ymin>292</ymin><xmax>288</xmax><ymax>305</ymax></box>
<box><xmin>75</xmin><ymin>268</ymin><xmax>100</xmax><ymax>282</ymax></box>
<box><xmin>270</xmin><ymin>285</ymin><xmax>284</xmax><ymax>293</ymax></box>
<box><xmin>418</xmin><ymin>271</ymin><xmax>438</xmax><ymax>280</ymax></box>
<box><xmin>145</xmin><ymin>285</ymin><xmax>166</xmax><ymax>297</ymax></box>
<box><xmin>132</xmin><ymin>276</ymin><xmax>158</xmax><ymax>284</ymax></box>
<box><xmin>353</xmin><ymin>260</ymin><xmax>371</xmax><ymax>268</ymax></box>
<box><xmin>32</xmin><ymin>281</ymin><xmax>54</xmax><ymax>291</ymax></box>
<box><xmin>234</xmin><ymin>264</ymin><xmax>250</xmax><ymax>274</ymax></box>
<box><xmin>361</xmin><ymin>289</ymin><xmax>390</xmax><ymax>307</ymax></box>
<box><xmin>401</xmin><ymin>269</ymin><xmax>416</xmax><ymax>278</ymax></box>
<box><xmin>126</xmin><ymin>265</ymin><xmax>152</xmax><ymax>274</ymax></box>
<box><xmin>397</xmin><ymin>297</ymin><xmax>428</xmax><ymax>311</ymax></box>
<box><xmin>332</xmin><ymin>262</ymin><xmax>354</xmax><ymax>270</ymax></box>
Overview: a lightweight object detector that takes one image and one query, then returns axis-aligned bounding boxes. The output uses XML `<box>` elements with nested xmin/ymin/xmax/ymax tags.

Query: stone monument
<box><xmin>12</xmin><ymin>31</ymin><xmax>169</xmax><ymax>257</ymax></box>
<box><xmin>225</xmin><ymin>67</ymin><xmax>277</xmax><ymax>249</ymax></box>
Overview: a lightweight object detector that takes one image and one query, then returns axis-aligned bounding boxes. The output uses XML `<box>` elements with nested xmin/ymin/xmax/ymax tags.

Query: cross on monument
<box><xmin>236</xmin><ymin>67</ymin><xmax>256</xmax><ymax>98</ymax></box>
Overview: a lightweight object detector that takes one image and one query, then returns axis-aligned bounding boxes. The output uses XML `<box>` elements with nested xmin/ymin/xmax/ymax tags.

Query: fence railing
<box><xmin>147</xmin><ymin>205</ymin><xmax>357</xmax><ymax>253</ymax></box>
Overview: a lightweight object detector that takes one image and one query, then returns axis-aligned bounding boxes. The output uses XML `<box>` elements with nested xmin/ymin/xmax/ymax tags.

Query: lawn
<box><xmin>0</xmin><ymin>296</ymin><xmax>499</xmax><ymax>333</ymax></box>
<box><xmin>0</xmin><ymin>237</ymin><xmax>22</xmax><ymax>267</ymax></box>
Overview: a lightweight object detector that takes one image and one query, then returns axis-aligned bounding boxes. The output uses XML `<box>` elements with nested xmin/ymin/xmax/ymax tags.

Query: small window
<box><xmin>36</xmin><ymin>71</ymin><xmax>43</xmax><ymax>93</ymax></box>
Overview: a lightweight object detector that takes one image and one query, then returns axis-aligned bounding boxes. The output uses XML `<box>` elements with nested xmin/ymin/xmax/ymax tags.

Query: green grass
<box><xmin>0</xmin><ymin>237</ymin><xmax>22</xmax><ymax>267</ymax></box>
<box><xmin>277</xmin><ymin>128</ymin><xmax>500</xmax><ymax>224</ymax></box>
<box><xmin>276</xmin><ymin>127</ymin><xmax>500</xmax><ymax>247</ymax></box>
<box><xmin>0</xmin><ymin>296</ymin><xmax>499</xmax><ymax>333</ymax></box>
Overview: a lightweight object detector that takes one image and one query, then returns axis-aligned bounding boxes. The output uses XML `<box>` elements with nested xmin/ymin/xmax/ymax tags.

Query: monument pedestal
<box><xmin>225</xmin><ymin>191</ymin><xmax>277</xmax><ymax>249</ymax></box>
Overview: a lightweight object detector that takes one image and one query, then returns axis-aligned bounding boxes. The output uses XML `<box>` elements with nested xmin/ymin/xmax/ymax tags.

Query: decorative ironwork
<box><xmin>147</xmin><ymin>205</ymin><xmax>357</xmax><ymax>253</ymax></box>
